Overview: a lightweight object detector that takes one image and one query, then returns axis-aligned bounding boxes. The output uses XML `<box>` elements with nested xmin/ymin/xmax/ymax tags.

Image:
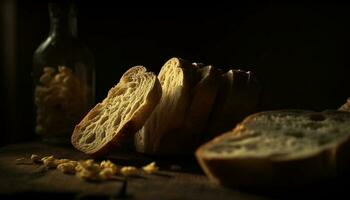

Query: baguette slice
<box><xmin>135</xmin><ymin>57</ymin><xmax>198</xmax><ymax>154</ymax></box>
<box><xmin>196</xmin><ymin>110</ymin><xmax>350</xmax><ymax>188</ymax></box>
<box><xmin>72</xmin><ymin>66</ymin><xmax>161</xmax><ymax>156</ymax></box>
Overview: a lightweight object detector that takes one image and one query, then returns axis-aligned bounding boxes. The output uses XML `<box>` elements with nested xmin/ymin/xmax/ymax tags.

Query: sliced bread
<box><xmin>71</xmin><ymin>66</ymin><xmax>162</xmax><ymax>156</ymax></box>
<box><xmin>205</xmin><ymin>69</ymin><xmax>261</xmax><ymax>141</ymax></box>
<box><xmin>179</xmin><ymin>65</ymin><xmax>221</xmax><ymax>150</ymax></box>
<box><xmin>134</xmin><ymin>57</ymin><xmax>198</xmax><ymax>154</ymax></box>
<box><xmin>196</xmin><ymin>110</ymin><xmax>350</xmax><ymax>188</ymax></box>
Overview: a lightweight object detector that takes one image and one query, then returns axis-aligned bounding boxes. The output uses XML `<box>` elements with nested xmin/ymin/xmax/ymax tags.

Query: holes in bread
<box><xmin>100</xmin><ymin>116</ymin><xmax>108</xmax><ymax>125</ymax></box>
<box><xmin>128</xmin><ymin>82</ymin><xmax>137</xmax><ymax>88</ymax></box>
<box><xmin>80</xmin><ymin>125</ymin><xmax>87</xmax><ymax>132</ymax></box>
<box><xmin>77</xmin><ymin>133</ymin><xmax>83</xmax><ymax>140</ymax></box>
<box><xmin>309</xmin><ymin>114</ymin><xmax>326</xmax><ymax>121</ymax></box>
<box><xmin>87</xmin><ymin>107</ymin><xmax>101</xmax><ymax>120</ymax></box>
<box><xmin>101</xmin><ymin>131</ymin><xmax>106</xmax><ymax>139</ymax></box>
<box><xmin>112</xmin><ymin>87</ymin><xmax>127</xmax><ymax>97</ymax></box>
<box><xmin>114</xmin><ymin>116</ymin><xmax>121</xmax><ymax>127</ymax></box>
<box><xmin>85</xmin><ymin>134</ymin><xmax>96</xmax><ymax>144</ymax></box>
<box><xmin>124</xmin><ymin>106</ymin><xmax>131</xmax><ymax>116</ymax></box>
<box><xmin>80</xmin><ymin>123</ymin><xmax>95</xmax><ymax>136</ymax></box>
<box><xmin>89</xmin><ymin>123</ymin><xmax>96</xmax><ymax>130</ymax></box>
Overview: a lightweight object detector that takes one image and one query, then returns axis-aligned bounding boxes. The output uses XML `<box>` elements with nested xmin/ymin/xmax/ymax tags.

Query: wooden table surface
<box><xmin>0</xmin><ymin>142</ymin><xmax>347</xmax><ymax>200</ymax></box>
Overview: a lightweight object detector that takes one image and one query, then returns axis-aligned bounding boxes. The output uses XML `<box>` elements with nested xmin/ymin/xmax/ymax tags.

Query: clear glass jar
<box><xmin>32</xmin><ymin>2</ymin><xmax>95</xmax><ymax>145</ymax></box>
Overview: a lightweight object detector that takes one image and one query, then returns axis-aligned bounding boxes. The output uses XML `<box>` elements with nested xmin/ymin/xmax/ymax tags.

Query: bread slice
<box><xmin>154</xmin><ymin>64</ymin><xmax>221</xmax><ymax>154</ymax></box>
<box><xmin>135</xmin><ymin>57</ymin><xmax>199</xmax><ymax>154</ymax></box>
<box><xmin>196</xmin><ymin>110</ymin><xmax>350</xmax><ymax>188</ymax></box>
<box><xmin>71</xmin><ymin>66</ymin><xmax>161</xmax><ymax>156</ymax></box>
<box><xmin>179</xmin><ymin>65</ymin><xmax>221</xmax><ymax>150</ymax></box>
<box><xmin>205</xmin><ymin>69</ymin><xmax>261</xmax><ymax>141</ymax></box>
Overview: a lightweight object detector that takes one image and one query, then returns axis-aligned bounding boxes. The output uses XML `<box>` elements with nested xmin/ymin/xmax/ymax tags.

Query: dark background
<box><xmin>1</xmin><ymin>1</ymin><xmax>350</xmax><ymax>145</ymax></box>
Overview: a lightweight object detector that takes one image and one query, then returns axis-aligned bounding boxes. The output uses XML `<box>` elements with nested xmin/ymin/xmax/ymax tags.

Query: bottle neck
<box><xmin>48</xmin><ymin>3</ymin><xmax>78</xmax><ymax>38</ymax></box>
<box><xmin>49</xmin><ymin>15</ymin><xmax>77</xmax><ymax>38</ymax></box>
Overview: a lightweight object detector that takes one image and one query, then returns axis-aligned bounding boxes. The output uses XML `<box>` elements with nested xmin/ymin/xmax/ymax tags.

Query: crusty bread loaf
<box><xmin>134</xmin><ymin>57</ymin><xmax>199</xmax><ymax>154</ymax></box>
<box><xmin>196</xmin><ymin>110</ymin><xmax>350</xmax><ymax>188</ymax></box>
<box><xmin>71</xmin><ymin>66</ymin><xmax>161</xmax><ymax>156</ymax></box>
<box><xmin>205</xmin><ymin>69</ymin><xmax>261</xmax><ymax>141</ymax></box>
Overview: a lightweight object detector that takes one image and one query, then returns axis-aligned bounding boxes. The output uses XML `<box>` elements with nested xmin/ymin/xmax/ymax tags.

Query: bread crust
<box><xmin>71</xmin><ymin>66</ymin><xmax>161</xmax><ymax>156</ymax></box>
<box><xmin>196</xmin><ymin>110</ymin><xmax>350</xmax><ymax>189</ymax></box>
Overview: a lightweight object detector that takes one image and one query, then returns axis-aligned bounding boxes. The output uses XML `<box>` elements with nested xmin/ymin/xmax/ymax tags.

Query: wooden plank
<box><xmin>0</xmin><ymin>142</ymin><xmax>267</xmax><ymax>200</ymax></box>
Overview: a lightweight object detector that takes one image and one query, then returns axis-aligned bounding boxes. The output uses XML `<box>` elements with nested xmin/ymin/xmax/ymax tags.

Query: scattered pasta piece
<box><xmin>100</xmin><ymin>160</ymin><xmax>118</xmax><ymax>174</ymax></box>
<box><xmin>30</xmin><ymin>154</ymin><xmax>42</xmax><ymax>163</ymax></box>
<box><xmin>22</xmin><ymin>154</ymin><xmax>159</xmax><ymax>181</ymax></box>
<box><xmin>142</xmin><ymin>162</ymin><xmax>159</xmax><ymax>174</ymax></box>
<box><xmin>57</xmin><ymin>162</ymin><xmax>76</xmax><ymax>174</ymax></box>
<box><xmin>99</xmin><ymin>168</ymin><xmax>115</xmax><ymax>180</ymax></box>
<box><xmin>121</xmin><ymin>166</ymin><xmax>138</xmax><ymax>176</ymax></box>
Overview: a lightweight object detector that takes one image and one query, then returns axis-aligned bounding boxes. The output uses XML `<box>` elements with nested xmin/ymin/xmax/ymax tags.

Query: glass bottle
<box><xmin>32</xmin><ymin>2</ymin><xmax>95</xmax><ymax>145</ymax></box>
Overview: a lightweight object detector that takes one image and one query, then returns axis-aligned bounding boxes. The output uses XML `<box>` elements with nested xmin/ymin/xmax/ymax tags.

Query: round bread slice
<box><xmin>71</xmin><ymin>66</ymin><xmax>162</xmax><ymax>156</ymax></box>
<box><xmin>196</xmin><ymin>110</ymin><xmax>350</xmax><ymax>189</ymax></box>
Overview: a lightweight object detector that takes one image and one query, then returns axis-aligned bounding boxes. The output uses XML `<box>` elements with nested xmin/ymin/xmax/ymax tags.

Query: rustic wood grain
<box><xmin>5</xmin><ymin>141</ymin><xmax>348</xmax><ymax>199</ymax></box>
<box><xmin>0</xmin><ymin>142</ymin><xmax>269</xmax><ymax>200</ymax></box>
